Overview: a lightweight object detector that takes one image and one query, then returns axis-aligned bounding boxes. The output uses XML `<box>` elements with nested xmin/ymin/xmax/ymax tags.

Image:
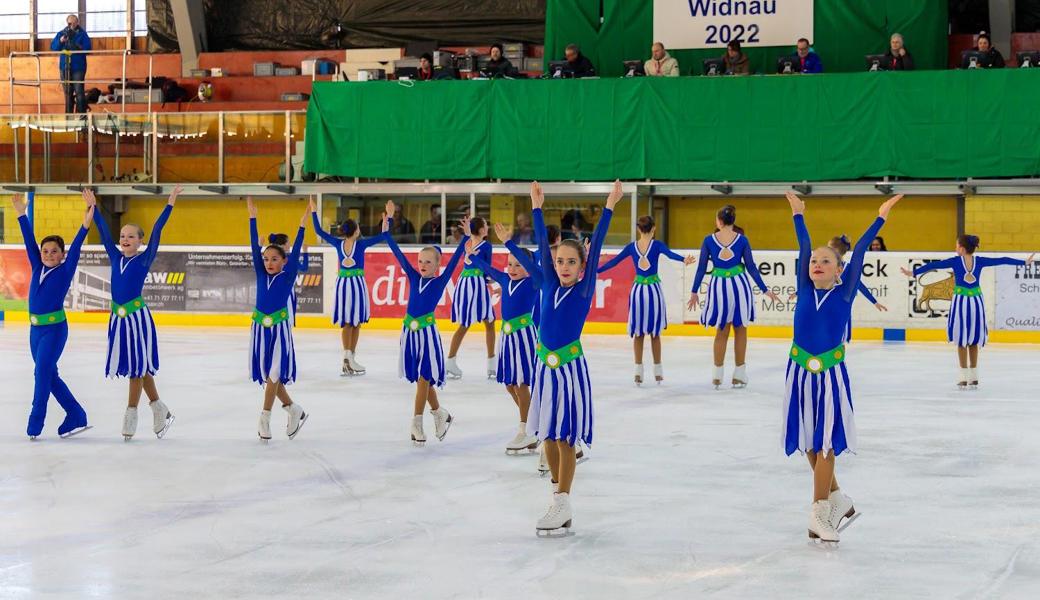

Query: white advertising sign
<box><xmin>653</xmin><ymin>0</ymin><xmax>814</xmax><ymax>50</ymax></box>
<box><xmin>994</xmin><ymin>259</ymin><xmax>1040</xmax><ymax>330</ymax></box>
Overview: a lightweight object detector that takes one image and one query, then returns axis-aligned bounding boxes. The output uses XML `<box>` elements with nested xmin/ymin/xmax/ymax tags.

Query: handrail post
<box><xmin>151</xmin><ymin>112</ymin><xmax>158</xmax><ymax>184</ymax></box>
<box><xmin>87</xmin><ymin>112</ymin><xmax>94</xmax><ymax>185</ymax></box>
<box><xmin>218</xmin><ymin>111</ymin><xmax>224</xmax><ymax>183</ymax></box>
<box><xmin>284</xmin><ymin>110</ymin><xmax>291</xmax><ymax>184</ymax></box>
<box><xmin>147</xmin><ymin>54</ymin><xmax>153</xmax><ymax>113</ymax></box>
<box><xmin>121</xmin><ymin>50</ymin><xmax>127</xmax><ymax>112</ymax></box>
<box><xmin>34</xmin><ymin>55</ymin><xmax>41</xmax><ymax>113</ymax></box>
<box><xmin>8</xmin><ymin>52</ymin><xmax>14</xmax><ymax>114</ymax></box>
<box><xmin>24</xmin><ymin>120</ymin><xmax>31</xmax><ymax>184</ymax></box>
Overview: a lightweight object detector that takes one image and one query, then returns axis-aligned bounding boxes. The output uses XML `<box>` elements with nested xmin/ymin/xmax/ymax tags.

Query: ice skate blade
<box><xmin>287</xmin><ymin>413</ymin><xmax>308</xmax><ymax>440</ymax></box>
<box><xmin>156</xmin><ymin>414</ymin><xmax>175</xmax><ymax>439</ymax></box>
<box><xmin>732</xmin><ymin>381</ymin><xmax>747</xmax><ymax>389</ymax></box>
<box><xmin>712</xmin><ymin>381</ymin><xmax>722</xmax><ymax>390</ymax></box>
<box><xmin>412</xmin><ymin>437</ymin><xmax>426</xmax><ymax>446</ymax></box>
<box><xmin>436</xmin><ymin>415</ymin><xmax>453</xmax><ymax>441</ymax></box>
<box><xmin>807</xmin><ymin>530</ymin><xmax>839</xmax><ymax>544</ymax></box>
<box><xmin>536</xmin><ymin>522</ymin><xmax>574</xmax><ymax>538</ymax></box>
<box><xmin>655</xmin><ymin>378</ymin><xmax>663</xmax><ymax>385</ymax></box>
<box><xmin>28</xmin><ymin>435</ymin><xmax>39</xmax><ymax>441</ymax></box>
<box><xmin>837</xmin><ymin>512</ymin><xmax>860</xmax><ymax>533</ymax></box>
<box><xmin>123</xmin><ymin>435</ymin><xmax>133</xmax><ymax>442</ymax></box>
<box><xmin>506</xmin><ymin>445</ymin><xmax>538</xmax><ymax>456</ymax></box>
<box><xmin>258</xmin><ymin>436</ymin><xmax>271</xmax><ymax>443</ymax></box>
<box><xmin>59</xmin><ymin>425</ymin><xmax>92</xmax><ymax>439</ymax></box>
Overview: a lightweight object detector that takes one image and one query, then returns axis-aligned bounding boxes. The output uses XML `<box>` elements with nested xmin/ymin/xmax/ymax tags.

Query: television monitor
<box><xmin>547</xmin><ymin>61</ymin><xmax>571</xmax><ymax>78</ymax></box>
<box><xmin>776</xmin><ymin>55</ymin><xmax>797</xmax><ymax>74</ymax></box>
<box><xmin>394</xmin><ymin>66</ymin><xmax>419</xmax><ymax>80</ymax></box>
<box><xmin>622</xmin><ymin>60</ymin><xmax>645</xmax><ymax>77</ymax></box>
<box><xmin>960</xmin><ymin>50</ymin><xmax>986</xmax><ymax>69</ymax></box>
<box><xmin>865</xmin><ymin>54</ymin><xmax>888</xmax><ymax>71</ymax></box>
<box><xmin>703</xmin><ymin>57</ymin><xmax>725</xmax><ymax>76</ymax></box>
<box><xmin>1017</xmin><ymin>50</ymin><xmax>1040</xmax><ymax>68</ymax></box>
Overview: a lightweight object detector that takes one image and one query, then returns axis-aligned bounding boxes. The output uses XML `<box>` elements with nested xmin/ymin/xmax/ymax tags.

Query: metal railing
<box><xmin>7</xmin><ymin>49</ymin><xmax>154</xmax><ymax>113</ymax></box>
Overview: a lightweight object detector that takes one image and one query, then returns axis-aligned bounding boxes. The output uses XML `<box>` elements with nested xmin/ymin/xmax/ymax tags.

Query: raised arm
<box><xmin>143</xmin><ymin>203</ymin><xmax>174</xmax><ymax>265</ymax></box>
<box><xmin>579</xmin><ymin>181</ymin><xmax>622</xmax><ymax>298</ymax></box>
<box><xmin>505</xmin><ymin>240</ymin><xmax>540</xmax><ymax>275</ymax></box>
<box><xmin>596</xmin><ymin>243</ymin><xmax>632</xmax><ymax>274</ymax></box>
<box><xmin>976</xmin><ymin>256</ymin><xmax>1028</xmax><ymax>269</ymax></box>
<box><xmin>64</xmin><ymin>222</ymin><xmax>90</xmax><ymax>271</ymax></box>
<box><xmin>843</xmin><ymin>195</ymin><xmax>902</xmax><ymax>299</ymax></box>
<box><xmin>787</xmin><ymin>192</ymin><xmax>812</xmax><ymax>289</ymax></box>
<box><xmin>359</xmin><ymin>218</ymin><xmax>394</xmax><ymax>250</ymax></box>
<box><xmin>286</xmin><ymin>226</ymin><xmax>306</xmax><ymax>275</ymax></box>
<box><xmin>384</xmin><ymin>235</ymin><xmax>419</xmax><ymax>280</ymax></box>
<box><xmin>466</xmin><ymin>252</ymin><xmax>509</xmax><ymax>287</ymax></box>
<box><xmin>14</xmin><ymin>196</ymin><xmax>41</xmax><ymax>268</ymax></box>
<box><xmin>310</xmin><ymin>211</ymin><xmax>340</xmax><ymax>246</ymax></box>
<box><xmin>441</xmin><ymin>235</ymin><xmax>471</xmax><ymax>280</ymax></box>
<box><xmin>741</xmin><ymin>240</ymin><xmax>770</xmax><ymax>294</ymax></box>
<box><xmin>248</xmin><ymin>217</ymin><xmax>265</xmax><ymax>277</ymax></box>
<box><xmin>81</xmin><ymin>189</ymin><xmax>118</xmax><ymax>260</ymax></box>
<box><xmin>530</xmin><ymin>182</ymin><xmax>558</xmax><ymax>287</ymax></box>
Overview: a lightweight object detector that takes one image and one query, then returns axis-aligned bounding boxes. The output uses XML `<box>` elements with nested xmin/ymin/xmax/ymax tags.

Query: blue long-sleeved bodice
<box><xmin>250</xmin><ymin>218</ymin><xmax>305</xmax><ymax>314</ymax></box>
<box><xmin>20</xmin><ymin>216</ymin><xmax>87</xmax><ymax>315</ymax></box>
<box><xmin>94</xmin><ymin>204</ymin><xmax>172</xmax><ymax>304</ymax></box>
<box><xmin>913</xmin><ymin>255</ymin><xmax>1025</xmax><ymax>288</ymax></box>
<box><xmin>469</xmin><ymin>248</ymin><xmax>542</xmax><ymax>321</ymax></box>
<box><xmin>691</xmin><ymin>232</ymin><xmax>769</xmax><ymax>292</ymax></box>
<box><xmin>312</xmin><ymin>212</ymin><xmax>392</xmax><ymax>271</ymax></box>
<box><xmin>386</xmin><ymin>235</ymin><xmax>469</xmax><ymax>317</ymax></box>
<box><xmin>597</xmin><ymin>239</ymin><xmax>684</xmax><ymax>276</ymax></box>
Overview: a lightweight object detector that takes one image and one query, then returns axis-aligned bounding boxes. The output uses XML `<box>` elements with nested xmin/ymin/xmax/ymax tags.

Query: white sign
<box><xmin>652</xmin><ymin>0</ymin><xmax>814</xmax><ymax>50</ymax></box>
<box><xmin>994</xmin><ymin>259</ymin><xmax>1040</xmax><ymax>330</ymax></box>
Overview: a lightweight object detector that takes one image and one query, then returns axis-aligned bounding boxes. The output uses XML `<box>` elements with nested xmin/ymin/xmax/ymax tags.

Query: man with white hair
<box><xmin>883</xmin><ymin>33</ymin><xmax>915</xmax><ymax>70</ymax></box>
<box><xmin>644</xmin><ymin>42</ymin><xmax>680</xmax><ymax>77</ymax></box>
<box><xmin>49</xmin><ymin>14</ymin><xmax>92</xmax><ymax>113</ymax></box>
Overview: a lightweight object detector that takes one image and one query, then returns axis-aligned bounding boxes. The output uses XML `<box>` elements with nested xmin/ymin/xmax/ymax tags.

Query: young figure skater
<box><xmin>901</xmin><ymin>236</ymin><xmax>1033</xmax><ymax>388</ymax></box>
<box><xmin>266</xmin><ymin>232</ymin><xmax>308</xmax><ymax>326</ymax></box>
<box><xmin>247</xmin><ymin>198</ymin><xmax>309</xmax><ymax>442</ymax></box>
<box><xmin>687</xmin><ymin>205</ymin><xmax>779</xmax><ymax>388</ymax></box>
<box><xmin>310</xmin><ymin>199</ymin><xmax>393</xmax><ymax>375</ymax></box>
<box><xmin>465</xmin><ymin>223</ymin><xmax>542</xmax><ymax>454</ymax></box>
<box><xmin>597</xmin><ymin>216</ymin><xmax>695</xmax><ymax>385</ymax></box>
<box><xmin>524</xmin><ymin>180</ymin><xmax>620</xmax><ymax>536</ymax></box>
<box><xmin>84</xmin><ymin>187</ymin><xmax>178</xmax><ymax>441</ymax></box>
<box><xmin>446</xmin><ymin>216</ymin><xmax>497</xmax><ymax>380</ymax></box>
<box><xmin>784</xmin><ymin>191</ymin><xmax>902</xmax><ymax>543</ymax></box>
<box><xmin>13</xmin><ymin>194</ymin><xmax>92</xmax><ymax>439</ymax></box>
<box><xmin>385</xmin><ymin>205</ymin><xmax>470</xmax><ymax>445</ymax></box>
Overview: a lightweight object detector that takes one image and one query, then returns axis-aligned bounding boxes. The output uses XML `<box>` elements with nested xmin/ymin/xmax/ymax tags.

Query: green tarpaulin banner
<box><xmin>304</xmin><ymin>70</ymin><xmax>1040</xmax><ymax>182</ymax></box>
<box><xmin>544</xmin><ymin>0</ymin><xmax>948</xmax><ymax>77</ymax></box>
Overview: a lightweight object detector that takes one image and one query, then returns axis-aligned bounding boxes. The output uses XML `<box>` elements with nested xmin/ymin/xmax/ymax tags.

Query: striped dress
<box><xmin>471</xmin><ymin>246</ymin><xmax>542</xmax><ymax>386</ymax></box>
<box><xmin>691</xmin><ymin>231</ymin><xmax>770</xmax><ymax>329</ymax></box>
<box><xmin>598</xmin><ymin>239</ymin><xmax>687</xmax><ymax>337</ymax></box>
<box><xmin>249</xmin><ymin>219</ymin><xmax>306</xmax><ymax>385</ymax></box>
<box><xmin>311</xmin><ymin>212</ymin><xmax>392</xmax><ymax>327</ymax></box>
<box><xmin>451</xmin><ymin>239</ymin><xmax>495</xmax><ymax>327</ymax></box>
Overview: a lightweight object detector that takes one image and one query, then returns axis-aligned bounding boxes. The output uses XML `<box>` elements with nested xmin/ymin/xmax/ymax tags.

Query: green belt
<box><xmin>29</xmin><ymin>309</ymin><xmax>67</xmax><ymax>326</ymax></box>
<box><xmin>502</xmin><ymin>312</ymin><xmax>534</xmax><ymax>335</ymax></box>
<box><xmin>634</xmin><ymin>274</ymin><xmax>661</xmax><ymax>285</ymax></box>
<box><xmin>252</xmin><ymin>308</ymin><xmax>290</xmax><ymax>328</ymax></box>
<box><xmin>112</xmin><ymin>296</ymin><xmax>146</xmax><ymax>318</ymax></box>
<box><xmin>712</xmin><ymin>265</ymin><xmax>746</xmax><ymax>278</ymax></box>
<box><xmin>403</xmin><ymin>312</ymin><xmax>436</xmax><ymax>332</ymax></box>
<box><xmin>954</xmin><ymin>285</ymin><xmax>982</xmax><ymax>297</ymax></box>
<box><xmin>460</xmin><ymin>268</ymin><xmax>483</xmax><ymax>278</ymax></box>
<box><xmin>789</xmin><ymin>343</ymin><xmax>846</xmax><ymax>374</ymax></box>
<box><xmin>537</xmin><ymin>340</ymin><xmax>584</xmax><ymax>369</ymax></box>
<box><xmin>338</xmin><ymin>268</ymin><xmax>364</xmax><ymax>278</ymax></box>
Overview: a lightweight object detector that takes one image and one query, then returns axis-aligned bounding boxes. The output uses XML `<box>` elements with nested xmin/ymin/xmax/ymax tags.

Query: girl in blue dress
<box><xmin>310</xmin><ymin>199</ymin><xmax>393</xmax><ymax>376</ymax></box>
<box><xmin>84</xmin><ymin>187</ymin><xmax>178</xmax><ymax>441</ymax></box>
<box><xmin>13</xmin><ymin>194</ymin><xmax>93</xmax><ymax>440</ymax></box>
<box><xmin>687</xmin><ymin>205</ymin><xmax>779</xmax><ymax>388</ymax></box>
<box><xmin>385</xmin><ymin>205</ymin><xmax>471</xmax><ymax>445</ymax></box>
<box><xmin>598</xmin><ymin>216</ymin><xmax>695</xmax><ymax>385</ymax></box>
<box><xmin>901</xmin><ymin>236</ymin><xmax>1034</xmax><ymax>389</ymax></box>
<box><xmin>247</xmin><ymin>198</ymin><xmax>310</xmax><ymax>442</ymax></box>
<box><xmin>447</xmin><ymin>216</ymin><xmax>497</xmax><ymax>380</ymax></box>
<box><xmin>783</xmin><ymin>191</ymin><xmax>902</xmax><ymax>543</ymax></box>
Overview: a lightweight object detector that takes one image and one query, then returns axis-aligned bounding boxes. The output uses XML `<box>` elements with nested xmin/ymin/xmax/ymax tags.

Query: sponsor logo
<box><xmin>145</xmin><ymin>272</ymin><xmax>185</xmax><ymax>284</ymax></box>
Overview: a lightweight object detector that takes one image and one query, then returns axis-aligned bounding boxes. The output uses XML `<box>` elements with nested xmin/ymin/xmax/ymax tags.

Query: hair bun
<box><xmin>267</xmin><ymin>233</ymin><xmax>277</xmax><ymax>243</ymax></box>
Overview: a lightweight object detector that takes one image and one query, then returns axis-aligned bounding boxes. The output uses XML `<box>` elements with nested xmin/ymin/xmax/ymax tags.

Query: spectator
<box><xmin>485</xmin><ymin>43</ymin><xmax>516</xmax><ymax>78</ymax></box>
<box><xmin>561</xmin><ymin>209</ymin><xmax>590</xmax><ymax>241</ymax></box>
<box><xmin>392</xmin><ymin>212</ymin><xmax>417</xmax><ymax>243</ymax></box>
<box><xmin>50</xmin><ymin>14</ymin><xmax>91</xmax><ymax>114</ymax></box>
<box><xmin>450</xmin><ymin>224</ymin><xmax>466</xmax><ymax>245</ymax></box>
<box><xmin>644</xmin><ymin>42</ymin><xmax>680</xmax><ymax>77</ymax></box>
<box><xmin>884</xmin><ymin>33</ymin><xmax>915</xmax><ymax>70</ymax></box>
<box><xmin>511</xmin><ymin>213</ymin><xmax>534</xmax><ymax>244</ymax></box>
<box><xmin>795</xmin><ymin>38</ymin><xmax>823</xmax><ymax>73</ymax></box>
<box><xmin>418</xmin><ymin>53</ymin><xmax>435</xmax><ymax>80</ymax></box>
<box><xmin>723</xmin><ymin>40</ymin><xmax>750</xmax><ymax>75</ymax></box>
<box><xmin>564</xmin><ymin>44</ymin><xmax>597</xmax><ymax>78</ymax></box>
<box><xmin>870</xmin><ymin>236</ymin><xmax>887</xmax><ymax>251</ymax></box>
<box><xmin>973</xmin><ymin>32</ymin><xmax>1006</xmax><ymax>68</ymax></box>
<box><xmin>420</xmin><ymin>205</ymin><xmax>442</xmax><ymax>244</ymax></box>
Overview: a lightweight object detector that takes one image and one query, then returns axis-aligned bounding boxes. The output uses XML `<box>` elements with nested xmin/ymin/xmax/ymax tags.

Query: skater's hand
<box><xmin>900</xmin><ymin>266</ymin><xmax>913</xmax><ymax>278</ymax></box>
<box><xmin>605</xmin><ymin>179</ymin><xmax>623</xmax><ymax>210</ymax></box>
<box><xmin>874</xmin><ymin>302</ymin><xmax>889</xmax><ymax>312</ymax></box>
<box><xmin>299</xmin><ymin>203</ymin><xmax>309</xmax><ymax>227</ymax></box>
<box><xmin>11</xmin><ymin>194</ymin><xmax>27</xmax><ymax>216</ymax></box>
<box><xmin>167</xmin><ymin>184</ymin><xmax>182</xmax><ymax>206</ymax></box>
<box><xmin>458</xmin><ymin>214</ymin><xmax>471</xmax><ymax>237</ymax></box>
<box><xmin>764</xmin><ymin>290</ymin><xmax>780</xmax><ymax>302</ymax></box>
<box><xmin>878</xmin><ymin>194</ymin><xmax>904</xmax><ymax>220</ymax></box>
<box><xmin>683</xmin><ymin>254</ymin><xmax>697</xmax><ymax>266</ymax></box>
<box><xmin>465</xmin><ymin>241</ymin><xmax>479</xmax><ymax>256</ymax></box>
<box><xmin>687</xmin><ymin>293</ymin><xmax>700</xmax><ymax>311</ymax></box>
<box><xmin>384</xmin><ymin>199</ymin><xmax>395</xmax><ymax>219</ymax></box>
<box><xmin>785</xmin><ymin>191</ymin><xmax>805</xmax><ymax>215</ymax></box>
<box><xmin>83</xmin><ymin>204</ymin><xmax>94</xmax><ymax>229</ymax></box>
<box><xmin>380</xmin><ymin>212</ymin><xmax>390</xmax><ymax>233</ymax></box>
<box><xmin>1026</xmin><ymin>253</ymin><xmax>1035</xmax><ymax>265</ymax></box>
<box><xmin>530</xmin><ymin>181</ymin><xmax>544</xmax><ymax>209</ymax></box>
<box><xmin>81</xmin><ymin>187</ymin><xmax>96</xmax><ymax>209</ymax></box>
<box><xmin>308</xmin><ymin>198</ymin><xmax>317</xmax><ymax>214</ymax></box>
<box><xmin>494</xmin><ymin>222</ymin><xmax>512</xmax><ymax>243</ymax></box>
<box><xmin>788</xmin><ymin>292</ymin><xmax>797</xmax><ymax>301</ymax></box>
<box><xmin>246</xmin><ymin>196</ymin><xmax>257</xmax><ymax>218</ymax></box>
<box><xmin>583</xmin><ymin>237</ymin><xmax>591</xmax><ymax>255</ymax></box>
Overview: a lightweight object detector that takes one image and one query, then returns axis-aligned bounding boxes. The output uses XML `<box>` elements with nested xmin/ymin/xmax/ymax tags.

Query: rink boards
<box><xmin>1</xmin><ymin>245</ymin><xmax>1038</xmax><ymax>341</ymax></box>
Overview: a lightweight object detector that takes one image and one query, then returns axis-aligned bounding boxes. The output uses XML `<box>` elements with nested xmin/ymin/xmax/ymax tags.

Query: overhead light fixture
<box><xmin>710</xmin><ymin>184</ymin><xmax>733</xmax><ymax>195</ymax></box>
<box><xmin>792</xmin><ymin>184</ymin><xmax>812</xmax><ymax>195</ymax></box>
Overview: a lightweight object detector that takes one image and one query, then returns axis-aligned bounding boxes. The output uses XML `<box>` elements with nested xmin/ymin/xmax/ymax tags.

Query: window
<box><xmin>37</xmin><ymin>0</ymin><xmax>79</xmax><ymax>37</ymax></box>
<box><xmin>0</xmin><ymin>9</ymin><xmax>30</xmax><ymax>40</ymax></box>
<box><xmin>86</xmin><ymin>0</ymin><xmax>126</xmax><ymax>36</ymax></box>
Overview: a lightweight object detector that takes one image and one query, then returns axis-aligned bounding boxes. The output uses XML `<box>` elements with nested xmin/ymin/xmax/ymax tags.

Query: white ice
<box><xmin>1</xmin><ymin>323</ymin><xmax>1039</xmax><ymax>599</ymax></box>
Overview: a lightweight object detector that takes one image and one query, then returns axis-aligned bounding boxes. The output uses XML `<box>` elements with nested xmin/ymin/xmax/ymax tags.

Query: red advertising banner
<box><xmin>364</xmin><ymin>248</ymin><xmax>633</xmax><ymax>323</ymax></box>
<box><xmin>0</xmin><ymin>249</ymin><xmax>31</xmax><ymax>310</ymax></box>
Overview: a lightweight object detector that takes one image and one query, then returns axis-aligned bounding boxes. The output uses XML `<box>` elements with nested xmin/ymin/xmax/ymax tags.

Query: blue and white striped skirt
<box><xmin>249</xmin><ymin>321</ymin><xmax>297</xmax><ymax>385</ymax></box>
<box><xmin>333</xmin><ymin>275</ymin><xmax>370</xmax><ymax>327</ymax></box>
<box><xmin>106</xmin><ymin>306</ymin><xmax>159</xmax><ymax>379</ymax></box>
<box><xmin>527</xmin><ymin>356</ymin><xmax>593</xmax><ymax>447</ymax></box>
<box><xmin>628</xmin><ymin>281</ymin><xmax>667</xmax><ymax>337</ymax></box>
<box><xmin>948</xmin><ymin>294</ymin><xmax>987</xmax><ymax>347</ymax></box>
<box><xmin>782</xmin><ymin>360</ymin><xmax>856</xmax><ymax>457</ymax></box>
<box><xmin>496</xmin><ymin>325</ymin><xmax>538</xmax><ymax>386</ymax></box>
<box><xmin>399</xmin><ymin>324</ymin><xmax>446</xmax><ymax>387</ymax></box>
<box><xmin>842</xmin><ymin>320</ymin><xmax>853</xmax><ymax>345</ymax></box>
<box><xmin>701</xmin><ymin>272</ymin><xmax>756</xmax><ymax>328</ymax></box>
<box><xmin>288</xmin><ymin>290</ymin><xmax>298</xmax><ymax>327</ymax></box>
<box><xmin>451</xmin><ymin>275</ymin><xmax>495</xmax><ymax>327</ymax></box>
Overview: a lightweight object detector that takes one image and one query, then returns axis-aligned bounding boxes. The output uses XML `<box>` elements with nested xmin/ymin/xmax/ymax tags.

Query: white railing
<box><xmin>7</xmin><ymin>49</ymin><xmax>154</xmax><ymax>113</ymax></box>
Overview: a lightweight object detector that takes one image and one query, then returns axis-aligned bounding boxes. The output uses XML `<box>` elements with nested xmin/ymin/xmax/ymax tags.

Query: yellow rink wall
<box><xmin>964</xmin><ymin>195</ymin><xmax>1040</xmax><ymax>251</ymax></box>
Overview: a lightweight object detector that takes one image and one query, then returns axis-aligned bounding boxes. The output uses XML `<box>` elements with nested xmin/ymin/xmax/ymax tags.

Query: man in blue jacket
<box><xmin>795</xmin><ymin>38</ymin><xmax>822</xmax><ymax>74</ymax></box>
<box><xmin>50</xmin><ymin>14</ymin><xmax>92</xmax><ymax>113</ymax></box>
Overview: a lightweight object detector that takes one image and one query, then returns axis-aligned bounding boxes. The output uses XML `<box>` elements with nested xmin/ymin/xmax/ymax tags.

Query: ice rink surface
<box><xmin>1</xmin><ymin>323</ymin><xmax>1038</xmax><ymax>599</ymax></box>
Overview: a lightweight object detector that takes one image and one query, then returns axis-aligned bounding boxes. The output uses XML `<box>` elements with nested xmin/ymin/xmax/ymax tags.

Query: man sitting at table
<box><xmin>644</xmin><ymin>42</ymin><xmax>680</xmax><ymax>77</ymax></box>
<box><xmin>564</xmin><ymin>44</ymin><xmax>597</xmax><ymax>78</ymax></box>
<box><xmin>795</xmin><ymin>38</ymin><xmax>823</xmax><ymax>73</ymax></box>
